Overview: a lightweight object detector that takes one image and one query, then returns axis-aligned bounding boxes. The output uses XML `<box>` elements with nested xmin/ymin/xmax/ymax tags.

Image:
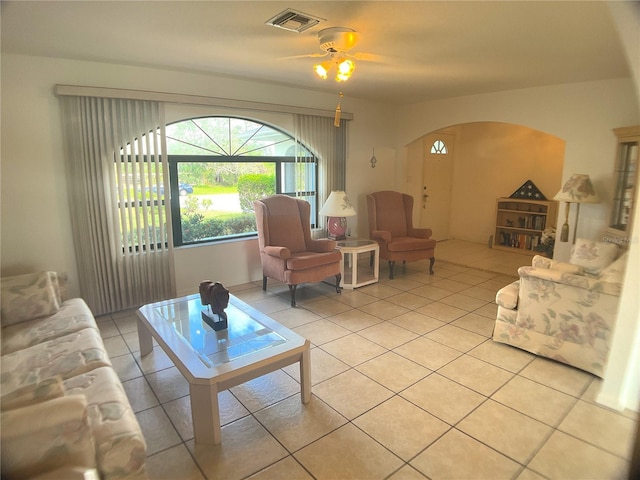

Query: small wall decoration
<box><xmin>199</xmin><ymin>280</ymin><xmax>230</xmax><ymax>330</ymax></box>
<box><xmin>510</xmin><ymin>180</ymin><xmax>547</xmax><ymax>200</ymax></box>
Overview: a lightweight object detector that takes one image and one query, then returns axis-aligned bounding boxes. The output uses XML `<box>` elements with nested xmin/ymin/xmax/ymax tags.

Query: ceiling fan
<box><xmin>287</xmin><ymin>27</ymin><xmax>380</xmax><ymax>82</ymax></box>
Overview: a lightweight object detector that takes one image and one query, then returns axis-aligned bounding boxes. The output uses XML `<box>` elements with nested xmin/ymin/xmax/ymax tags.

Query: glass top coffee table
<box><xmin>136</xmin><ymin>293</ymin><xmax>311</xmax><ymax>444</ymax></box>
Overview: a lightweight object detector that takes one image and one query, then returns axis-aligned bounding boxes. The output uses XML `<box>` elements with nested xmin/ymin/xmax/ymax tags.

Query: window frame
<box><xmin>168</xmin><ymin>153</ymin><xmax>318</xmax><ymax>246</ymax></box>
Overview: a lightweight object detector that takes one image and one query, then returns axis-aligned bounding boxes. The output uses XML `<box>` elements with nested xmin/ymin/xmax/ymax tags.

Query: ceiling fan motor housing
<box><xmin>318</xmin><ymin>27</ymin><xmax>359</xmax><ymax>53</ymax></box>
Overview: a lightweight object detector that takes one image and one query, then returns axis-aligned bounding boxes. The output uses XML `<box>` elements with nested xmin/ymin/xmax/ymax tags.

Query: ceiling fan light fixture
<box><xmin>335</xmin><ymin>72</ymin><xmax>350</xmax><ymax>82</ymax></box>
<box><xmin>313</xmin><ymin>60</ymin><xmax>332</xmax><ymax>79</ymax></box>
<box><xmin>313</xmin><ymin>56</ymin><xmax>355</xmax><ymax>82</ymax></box>
<box><xmin>335</xmin><ymin>57</ymin><xmax>355</xmax><ymax>81</ymax></box>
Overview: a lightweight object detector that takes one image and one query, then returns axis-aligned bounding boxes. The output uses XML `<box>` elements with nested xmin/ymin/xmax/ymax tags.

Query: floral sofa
<box><xmin>0</xmin><ymin>271</ymin><xmax>147</xmax><ymax>479</ymax></box>
<box><xmin>493</xmin><ymin>238</ymin><xmax>627</xmax><ymax>377</ymax></box>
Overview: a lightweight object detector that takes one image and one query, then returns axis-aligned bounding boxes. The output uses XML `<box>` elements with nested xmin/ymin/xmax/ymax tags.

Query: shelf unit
<box><xmin>493</xmin><ymin>198</ymin><xmax>558</xmax><ymax>255</ymax></box>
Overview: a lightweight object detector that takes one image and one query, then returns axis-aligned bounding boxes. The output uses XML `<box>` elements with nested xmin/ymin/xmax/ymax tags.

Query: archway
<box><xmin>406</xmin><ymin>122</ymin><xmax>565</xmax><ymax>244</ymax></box>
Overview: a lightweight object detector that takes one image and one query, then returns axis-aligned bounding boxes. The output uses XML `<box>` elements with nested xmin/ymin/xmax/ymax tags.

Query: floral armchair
<box><xmin>493</xmin><ymin>238</ymin><xmax>627</xmax><ymax>377</ymax></box>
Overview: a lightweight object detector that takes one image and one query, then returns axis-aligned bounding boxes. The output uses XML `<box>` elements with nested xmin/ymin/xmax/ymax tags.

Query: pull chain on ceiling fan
<box><xmin>334</xmin><ymin>92</ymin><xmax>343</xmax><ymax>127</ymax></box>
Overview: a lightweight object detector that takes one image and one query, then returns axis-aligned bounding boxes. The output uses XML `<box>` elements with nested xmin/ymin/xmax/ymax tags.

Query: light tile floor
<box><xmin>96</xmin><ymin>240</ymin><xmax>638</xmax><ymax>480</ymax></box>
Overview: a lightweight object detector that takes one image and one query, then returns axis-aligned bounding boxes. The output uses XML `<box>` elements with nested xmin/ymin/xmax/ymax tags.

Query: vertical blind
<box><xmin>294</xmin><ymin>114</ymin><xmax>347</xmax><ymax>216</ymax></box>
<box><xmin>58</xmin><ymin>87</ymin><xmax>348</xmax><ymax>314</ymax></box>
<box><xmin>61</xmin><ymin>96</ymin><xmax>175</xmax><ymax>314</ymax></box>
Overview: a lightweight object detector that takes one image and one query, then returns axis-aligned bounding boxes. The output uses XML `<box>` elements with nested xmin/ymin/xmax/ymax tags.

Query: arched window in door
<box><xmin>430</xmin><ymin>139</ymin><xmax>448</xmax><ymax>154</ymax></box>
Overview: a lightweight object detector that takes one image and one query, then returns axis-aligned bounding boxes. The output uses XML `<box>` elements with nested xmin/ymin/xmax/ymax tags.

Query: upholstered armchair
<box><xmin>254</xmin><ymin>195</ymin><xmax>342</xmax><ymax>307</ymax></box>
<box><xmin>367</xmin><ymin>190</ymin><xmax>436</xmax><ymax>279</ymax></box>
<box><xmin>493</xmin><ymin>238</ymin><xmax>627</xmax><ymax>377</ymax></box>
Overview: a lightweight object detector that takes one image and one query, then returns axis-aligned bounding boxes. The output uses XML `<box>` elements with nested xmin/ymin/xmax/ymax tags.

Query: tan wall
<box><xmin>405</xmin><ymin>122</ymin><xmax>564</xmax><ymax>244</ymax></box>
<box><xmin>450</xmin><ymin>122</ymin><xmax>564</xmax><ymax>243</ymax></box>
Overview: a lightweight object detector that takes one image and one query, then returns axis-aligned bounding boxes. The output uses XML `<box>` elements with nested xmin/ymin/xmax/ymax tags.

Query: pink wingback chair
<box><xmin>367</xmin><ymin>191</ymin><xmax>436</xmax><ymax>279</ymax></box>
<box><xmin>254</xmin><ymin>195</ymin><xmax>342</xmax><ymax>306</ymax></box>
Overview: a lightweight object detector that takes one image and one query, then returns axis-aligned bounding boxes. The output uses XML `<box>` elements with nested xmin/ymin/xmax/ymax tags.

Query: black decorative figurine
<box><xmin>199</xmin><ymin>281</ymin><xmax>230</xmax><ymax>330</ymax></box>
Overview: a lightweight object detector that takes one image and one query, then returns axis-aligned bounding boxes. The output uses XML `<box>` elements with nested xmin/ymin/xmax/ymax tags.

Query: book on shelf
<box><xmin>518</xmin><ymin>215</ymin><xmax>546</xmax><ymax>230</ymax></box>
<box><xmin>500</xmin><ymin>232</ymin><xmax>541</xmax><ymax>250</ymax></box>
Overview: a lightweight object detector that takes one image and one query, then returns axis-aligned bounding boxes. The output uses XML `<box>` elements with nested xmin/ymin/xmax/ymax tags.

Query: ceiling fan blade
<box><xmin>279</xmin><ymin>52</ymin><xmax>329</xmax><ymax>60</ymax></box>
<box><xmin>349</xmin><ymin>52</ymin><xmax>393</xmax><ymax>63</ymax></box>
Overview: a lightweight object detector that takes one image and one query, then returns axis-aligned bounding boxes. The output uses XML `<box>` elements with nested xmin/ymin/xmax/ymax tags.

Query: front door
<box><xmin>420</xmin><ymin>132</ymin><xmax>454</xmax><ymax>240</ymax></box>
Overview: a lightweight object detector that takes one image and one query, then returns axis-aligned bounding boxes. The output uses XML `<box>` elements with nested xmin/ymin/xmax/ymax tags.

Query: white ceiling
<box><xmin>0</xmin><ymin>1</ymin><xmax>631</xmax><ymax>105</ymax></box>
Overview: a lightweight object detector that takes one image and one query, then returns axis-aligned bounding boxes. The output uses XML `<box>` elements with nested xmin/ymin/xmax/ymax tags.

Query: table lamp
<box><xmin>319</xmin><ymin>190</ymin><xmax>357</xmax><ymax>240</ymax></box>
<box><xmin>553</xmin><ymin>174</ymin><xmax>599</xmax><ymax>243</ymax></box>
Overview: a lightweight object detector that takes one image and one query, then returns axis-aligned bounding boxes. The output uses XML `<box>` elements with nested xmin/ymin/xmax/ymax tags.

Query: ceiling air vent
<box><xmin>265</xmin><ymin>9</ymin><xmax>323</xmax><ymax>33</ymax></box>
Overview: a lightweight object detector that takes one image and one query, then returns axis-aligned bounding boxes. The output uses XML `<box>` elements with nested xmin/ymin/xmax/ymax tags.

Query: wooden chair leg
<box><xmin>388</xmin><ymin>261</ymin><xmax>395</xmax><ymax>279</ymax></box>
<box><xmin>262</xmin><ymin>276</ymin><xmax>267</xmax><ymax>291</ymax></box>
<box><xmin>429</xmin><ymin>257</ymin><xmax>435</xmax><ymax>275</ymax></box>
<box><xmin>289</xmin><ymin>284</ymin><xmax>297</xmax><ymax>307</ymax></box>
<box><xmin>335</xmin><ymin>274</ymin><xmax>342</xmax><ymax>294</ymax></box>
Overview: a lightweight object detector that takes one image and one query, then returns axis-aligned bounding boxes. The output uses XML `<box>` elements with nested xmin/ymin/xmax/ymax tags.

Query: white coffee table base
<box><xmin>137</xmin><ymin>295</ymin><xmax>311</xmax><ymax>445</ymax></box>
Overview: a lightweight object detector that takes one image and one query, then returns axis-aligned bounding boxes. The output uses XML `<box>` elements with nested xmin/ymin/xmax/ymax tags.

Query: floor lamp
<box><xmin>319</xmin><ymin>191</ymin><xmax>357</xmax><ymax>240</ymax></box>
<box><xmin>553</xmin><ymin>174</ymin><xmax>599</xmax><ymax>243</ymax></box>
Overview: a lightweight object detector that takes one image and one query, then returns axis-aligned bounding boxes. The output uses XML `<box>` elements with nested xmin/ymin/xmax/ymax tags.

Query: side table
<box><xmin>336</xmin><ymin>239</ymin><xmax>380</xmax><ymax>289</ymax></box>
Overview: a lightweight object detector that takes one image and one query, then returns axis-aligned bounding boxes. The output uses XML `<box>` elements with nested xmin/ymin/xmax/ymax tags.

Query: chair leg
<box><xmin>335</xmin><ymin>274</ymin><xmax>342</xmax><ymax>294</ymax></box>
<box><xmin>262</xmin><ymin>276</ymin><xmax>267</xmax><ymax>291</ymax></box>
<box><xmin>289</xmin><ymin>284</ymin><xmax>297</xmax><ymax>307</ymax></box>
<box><xmin>388</xmin><ymin>261</ymin><xmax>395</xmax><ymax>279</ymax></box>
<box><xmin>429</xmin><ymin>257</ymin><xmax>435</xmax><ymax>275</ymax></box>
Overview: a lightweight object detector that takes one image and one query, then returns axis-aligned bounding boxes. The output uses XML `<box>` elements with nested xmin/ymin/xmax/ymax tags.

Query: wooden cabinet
<box><xmin>493</xmin><ymin>198</ymin><xmax>558</xmax><ymax>255</ymax></box>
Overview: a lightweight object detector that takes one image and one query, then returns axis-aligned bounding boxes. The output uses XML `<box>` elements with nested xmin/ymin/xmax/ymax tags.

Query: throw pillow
<box><xmin>1</xmin><ymin>271</ymin><xmax>61</xmax><ymax>325</ymax></box>
<box><xmin>598</xmin><ymin>252</ymin><xmax>628</xmax><ymax>284</ymax></box>
<box><xmin>569</xmin><ymin>238</ymin><xmax>620</xmax><ymax>276</ymax></box>
<box><xmin>531</xmin><ymin>255</ymin><xmax>585</xmax><ymax>275</ymax></box>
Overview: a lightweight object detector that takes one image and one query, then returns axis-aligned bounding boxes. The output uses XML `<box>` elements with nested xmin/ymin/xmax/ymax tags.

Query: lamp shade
<box><xmin>319</xmin><ymin>191</ymin><xmax>357</xmax><ymax>240</ymax></box>
<box><xmin>553</xmin><ymin>174</ymin><xmax>599</xmax><ymax>204</ymax></box>
<box><xmin>553</xmin><ymin>174</ymin><xmax>599</xmax><ymax>244</ymax></box>
<box><xmin>319</xmin><ymin>191</ymin><xmax>357</xmax><ymax>217</ymax></box>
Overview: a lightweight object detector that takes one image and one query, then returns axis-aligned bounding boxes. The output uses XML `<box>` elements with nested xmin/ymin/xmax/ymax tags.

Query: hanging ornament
<box><xmin>370</xmin><ymin>147</ymin><xmax>377</xmax><ymax>168</ymax></box>
<box><xmin>334</xmin><ymin>92</ymin><xmax>343</xmax><ymax>127</ymax></box>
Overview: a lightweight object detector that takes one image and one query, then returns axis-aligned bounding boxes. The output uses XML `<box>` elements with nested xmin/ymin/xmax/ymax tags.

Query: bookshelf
<box><xmin>493</xmin><ymin>198</ymin><xmax>558</xmax><ymax>255</ymax></box>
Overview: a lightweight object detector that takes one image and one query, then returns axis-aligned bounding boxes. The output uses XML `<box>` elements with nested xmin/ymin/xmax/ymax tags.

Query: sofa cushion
<box><xmin>569</xmin><ymin>238</ymin><xmax>619</xmax><ymax>276</ymax></box>
<box><xmin>286</xmin><ymin>250</ymin><xmax>342</xmax><ymax>271</ymax></box>
<box><xmin>1</xmin><ymin>328</ymin><xmax>111</xmax><ymax>397</ymax></box>
<box><xmin>1</xmin><ymin>298</ymin><xmax>97</xmax><ymax>355</ymax></box>
<box><xmin>1</xmin><ymin>376</ymin><xmax>65</xmax><ymax>411</ymax></box>
<box><xmin>1</xmin><ymin>394</ymin><xmax>97</xmax><ymax>479</ymax></box>
<box><xmin>1</xmin><ymin>271</ymin><xmax>61</xmax><ymax>325</ymax></box>
<box><xmin>64</xmin><ymin>367</ymin><xmax>147</xmax><ymax>480</ymax></box>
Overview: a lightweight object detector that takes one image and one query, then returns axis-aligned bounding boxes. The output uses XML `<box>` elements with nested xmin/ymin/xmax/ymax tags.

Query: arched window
<box><xmin>165</xmin><ymin>116</ymin><xmax>317</xmax><ymax>245</ymax></box>
<box><xmin>430</xmin><ymin>139</ymin><xmax>448</xmax><ymax>154</ymax></box>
